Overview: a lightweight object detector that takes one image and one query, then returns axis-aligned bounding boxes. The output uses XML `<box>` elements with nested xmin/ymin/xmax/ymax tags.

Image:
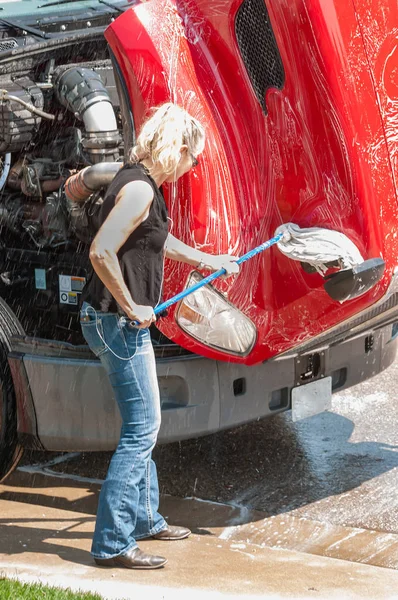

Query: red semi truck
<box><xmin>0</xmin><ymin>0</ymin><xmax>397</xmax><ymax>481</ymax></box>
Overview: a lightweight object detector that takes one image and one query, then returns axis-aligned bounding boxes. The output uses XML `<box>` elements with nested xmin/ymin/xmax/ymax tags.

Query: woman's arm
<box><xmin>89</xmin><ymin>180</ymin><xmax>155</xmax><ymax>323</ymax></box>
<box><xmin>165</xmin><ymin>234</ymin><xmax>239</xmax><ymax>276</ymax></box>
<box><xmin>165</xmin><ymin>233</ymin><xmax>204</xmax><ymax>267</ymax></box>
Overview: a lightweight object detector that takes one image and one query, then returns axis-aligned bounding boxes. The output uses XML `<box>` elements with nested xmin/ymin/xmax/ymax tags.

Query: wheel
<box><xmin>0</xmin><ymin>341</ymin><xmax>23</xmax><ymax>482</ymax></box>
<box><xmin>0</xmin><ymin>298</ymin><xmax>25</xmax><ymax>482</ymax></box>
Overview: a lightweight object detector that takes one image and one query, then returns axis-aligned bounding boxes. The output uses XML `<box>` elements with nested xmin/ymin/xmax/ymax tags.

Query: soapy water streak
<box><xmin>125</xmin><ymin>0</ymin><xmax>398</xmax><ymax>359</ymax></box>
<box><xmin>142</xmin><ymin>0</ymin><xmax>244</xmax><ymax>269</ymax></box>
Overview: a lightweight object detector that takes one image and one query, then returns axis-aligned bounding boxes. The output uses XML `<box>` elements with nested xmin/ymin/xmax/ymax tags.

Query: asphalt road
<box><xmin>19</xmin><ymin>356</ymin><xmax>398</xmax><ymax>570</ymax></box>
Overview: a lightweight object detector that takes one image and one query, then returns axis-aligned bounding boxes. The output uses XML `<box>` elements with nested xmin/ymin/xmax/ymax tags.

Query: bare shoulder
<box><xmin>92</xmin><ymin>177</ymin><xmax>156</xmax><ymax>253</ymax></box>
<box><xmin>115</xmin><ymin>179</ymin><xmax>154</xmax><ymax>206</ymax></box>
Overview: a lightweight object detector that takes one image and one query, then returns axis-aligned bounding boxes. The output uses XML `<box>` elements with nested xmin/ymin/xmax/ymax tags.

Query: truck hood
<box><xmin>106</xmin><ymin>0</ymin><xmax>398</xmax><ymax>365</ymax></box>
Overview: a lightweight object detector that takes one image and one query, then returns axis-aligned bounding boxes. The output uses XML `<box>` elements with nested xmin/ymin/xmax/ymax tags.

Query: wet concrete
<box><xmin>2</xmin><ymin>469</ymin><xmax>398</xmax><ymax>599</ymax></box>
<box><xmin>34</xmin><ymin>356</ymin><xmax>398</xmax><ymax>532</ymax></box>
<box><xmin>4</xmin><ymin>355</ymin><xmax>398</xmax><ymax>596</ymax></box>
<box><xmin>155</xmin><ymin>356</ymin><xmax>398</xmax><ymax>533</ymax></box>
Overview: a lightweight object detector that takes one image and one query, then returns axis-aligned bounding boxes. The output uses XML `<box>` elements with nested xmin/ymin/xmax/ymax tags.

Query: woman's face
<box><xmin>165</xmin><ymin>146</ymin><xmax>199</xmax><ymax>182</ymax></box>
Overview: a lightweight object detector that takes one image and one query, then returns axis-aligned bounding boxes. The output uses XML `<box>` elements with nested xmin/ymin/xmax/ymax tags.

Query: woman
<box><xmin>79</xmin><ymin>103</ymin><xmax>239</xmax><ymax>570</ymax></box>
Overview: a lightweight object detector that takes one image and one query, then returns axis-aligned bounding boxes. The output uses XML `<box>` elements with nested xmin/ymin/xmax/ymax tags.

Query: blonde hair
<box><xmin>128</xmin><ymin>103</ymin><xmax>205</xmax><ymax>177</ymax></box>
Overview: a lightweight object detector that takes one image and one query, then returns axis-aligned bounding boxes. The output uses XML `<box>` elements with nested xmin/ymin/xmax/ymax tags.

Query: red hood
<box><xmin>105</xmin><ymin>0</ymin><xmax>398</xmax><ymax>365</ymax></box>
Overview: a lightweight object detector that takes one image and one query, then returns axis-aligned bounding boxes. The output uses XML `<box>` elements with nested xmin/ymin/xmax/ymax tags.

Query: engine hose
<box><xmin>83</xmin><ymin>162</ymin><xmax>122</xmax><ymax>189</ymax></box>
<box><xmin>0</xmin><ymin>153</ymin><xmax>11</xmax><ymax>191</ymax></box>
<box><xmin>54</xmin><ymin>67</ymin><xmax>120</xmax><ymax>162</ymax></box>
<box><xmin>0</xmin><ymin>90</ymin><xmax>56</xmax><ymax>121</ymax></box>
<box><xmin>64</xmin><ymin>162</ymin><xmax>122</xmax><ymax>203</ymax></box>
<box><xmin>64</xmin><ymin>168</ymin><xmax>92</xmax><ymax>203</ymax></box>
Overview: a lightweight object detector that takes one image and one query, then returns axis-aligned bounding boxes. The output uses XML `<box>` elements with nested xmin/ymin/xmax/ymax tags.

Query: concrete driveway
<box><xmin>1</xmin><ymin>464</ymin><xmax>398</xmax><ymax>600</ymax></box>
<box><xmin>2</xmin><ymin>359</ymin><xmax>398</xmax><ymax>599</ymax></box>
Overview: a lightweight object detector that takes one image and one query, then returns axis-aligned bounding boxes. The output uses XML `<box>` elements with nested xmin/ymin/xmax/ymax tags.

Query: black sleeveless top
<box><xmin>80</xmin><ymin>163</ymin><xmax>169</xmax><ymax>314</ymax></box>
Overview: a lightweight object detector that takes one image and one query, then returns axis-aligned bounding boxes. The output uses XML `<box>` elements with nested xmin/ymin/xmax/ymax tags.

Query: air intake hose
<box><xmin>54</xmin><ymin>66</ymin><xmax>121</xmax><ymax>163</ymax></box>
<box><xmin>64</xmin><ymin>162</ymin><xmax>122</xmax><ymax>203</ymax></box>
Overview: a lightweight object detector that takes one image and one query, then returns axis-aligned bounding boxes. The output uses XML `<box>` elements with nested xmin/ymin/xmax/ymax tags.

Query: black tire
<box><xmin>0</xmin><ymin>341</ymin><xmax>23</xmax><ymax>482</ymax></box>
<box><xmin>0</xmin><ymin>298</ymin><xmax>25</xmax><ymax>482</ymax></box>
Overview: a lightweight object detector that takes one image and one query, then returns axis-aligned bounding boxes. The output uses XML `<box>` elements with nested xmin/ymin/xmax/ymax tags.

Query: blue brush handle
<box><xmin>153</xmin><ymin>232</ymin><xmax>283</xmax><ymax>316</ymax></box>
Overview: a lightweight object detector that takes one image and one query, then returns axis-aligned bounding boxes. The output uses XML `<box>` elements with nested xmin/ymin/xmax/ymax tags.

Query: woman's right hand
<box><xmin>127</xmin><ymin>304</ymin><xmax>156</xmax><ymax>329</ymax></box>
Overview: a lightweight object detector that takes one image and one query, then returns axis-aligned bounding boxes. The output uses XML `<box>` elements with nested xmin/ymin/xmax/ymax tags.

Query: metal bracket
<box><xmin>294</xmin><ymin>351</ymin><xmax>326</xmax><ymax>387</ymax></box>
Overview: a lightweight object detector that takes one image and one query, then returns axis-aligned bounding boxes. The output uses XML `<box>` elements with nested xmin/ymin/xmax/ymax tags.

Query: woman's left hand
<box><xmin>198</xmin><ymin>254</ymin><xmax>240</xmax><ymax>278</ymax></box>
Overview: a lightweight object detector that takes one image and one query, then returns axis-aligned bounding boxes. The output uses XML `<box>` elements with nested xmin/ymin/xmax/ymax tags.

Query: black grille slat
<box><xmin>235</xmin><ymin>0</ymin><xmax>285</xmax><ymax>113</ymax></box>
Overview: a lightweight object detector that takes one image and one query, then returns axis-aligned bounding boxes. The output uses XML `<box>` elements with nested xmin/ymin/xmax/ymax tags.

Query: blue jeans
<box><xmin>80</xmin><ymin>301</ymin><xmax>167</xmax><ymax>559</ymax></box>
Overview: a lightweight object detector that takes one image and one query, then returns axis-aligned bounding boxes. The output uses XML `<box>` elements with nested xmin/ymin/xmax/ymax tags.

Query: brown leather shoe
<box><xmin>94</xmin><ymin>547</ymin><xmax>167</xmax><ymax>569</ymax></box>
<box><xmin>152</xmin><ymin>525</ymin><xmax>191</xmax><ymax>540</ymax></box>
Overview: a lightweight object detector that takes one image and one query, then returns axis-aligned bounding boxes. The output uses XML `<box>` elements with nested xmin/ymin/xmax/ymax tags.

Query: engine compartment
<box><xmin>0</xmin><ymin>56</ymin><xmax>122</xmax><ymax>246</ymax></box>
<box><xmin>0</xmin><ymin>40</ymin><xmax>125</xmax><ymax>343</ymax></box>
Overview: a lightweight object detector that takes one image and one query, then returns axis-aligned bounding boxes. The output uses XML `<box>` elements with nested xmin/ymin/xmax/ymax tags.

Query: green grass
<box><xmin>0</xmin><ymin>578</ymin><xmax>104</xmax><ymax>600</ymax></box>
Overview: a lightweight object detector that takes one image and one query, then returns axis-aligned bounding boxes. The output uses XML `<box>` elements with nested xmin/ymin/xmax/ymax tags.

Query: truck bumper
<box><xmin>8</xmin><ymin>322</ymin><xmax>398</xmax><ymax>451</ymax></box>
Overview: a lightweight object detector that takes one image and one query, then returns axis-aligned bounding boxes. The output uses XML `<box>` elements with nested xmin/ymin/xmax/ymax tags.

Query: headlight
<box><xmin>175</xmin><ymin>271</ymin><xmax>257</xmax><ymax>356</ymax></box>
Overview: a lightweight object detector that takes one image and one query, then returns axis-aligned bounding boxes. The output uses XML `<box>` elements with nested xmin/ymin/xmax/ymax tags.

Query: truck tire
<box><xmin>0</xmin><ymin>298</ymin><xmax>25</xmax><ymax>482</ymax></box>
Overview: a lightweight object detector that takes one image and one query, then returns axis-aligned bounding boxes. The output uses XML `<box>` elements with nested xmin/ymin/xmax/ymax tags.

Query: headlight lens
<box><xmin>176</xmin><ymin>271</ymin><xmax>257</xmax><ymax>356</ymax></box>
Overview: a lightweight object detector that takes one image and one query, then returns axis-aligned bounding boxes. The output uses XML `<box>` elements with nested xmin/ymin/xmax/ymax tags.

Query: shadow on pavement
<box><xmin>2</xmin><ymin>407</ymin><xmax>398</xmax><ymax>570</ymax></box>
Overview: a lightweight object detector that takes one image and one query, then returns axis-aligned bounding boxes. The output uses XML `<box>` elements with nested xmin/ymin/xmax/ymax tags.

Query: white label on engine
<box><xmin>59</xmin><ymin>275</ymin><xmax>86</xmax><ymax>304</ymax></box>
<box><xmin>60</xmin><ymin>291</ymin><xmax>78</xmax><ymax>305</ymax></box>
<box><xmin>59</xmin><ymin>275</ymin><xmax>72</xmax><ymax>292</ymax></box>
<box><xmin>35</xmin><ymin>269</ymin><xmax>47</xmax><ymax>290</ymax></box>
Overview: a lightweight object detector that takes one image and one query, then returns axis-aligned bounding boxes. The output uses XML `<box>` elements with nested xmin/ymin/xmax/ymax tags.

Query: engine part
<box><xmin>65</xmin><ymin>188</ymin><xmax>104</xmax><ymax>245</ymax></box>
<box><xmin>0</xmin><ymin>206</ymin><xmax>19</xmax><ymax>236</ymax></box>
<box><xmin>64</xmin><ymin>162</ymin><xmax>121</xmax><ymax>203</ymax></box>
<box><xmin>43</xmin><ymin>127</ymin><xmax>88</xmax><ymax>166</ymax></box>
<box><xmin>0</xmin><ymin>89</ymin><xmax>55</xmax><ymax>121</ymax></box>
<box><xmin>64</xmin><ymin>167</ymin><xmax>91</xmax><ymax>203</ymax></box>
<box><xmin>21</xmin><ymin>159</ymin><xmax>70</xmax><ymax>198</ymax></box>
<box><xmin>83</xmin><ymin>161</ymin><xmax>122</xmax><ymax>189</ymax></box>
<box><xmin>22</xmin><ymin>191</ymin><xmax>71</xmax><ymax>249</ymax></box>
<box><xmin>0</xmin><ymin>39</ymin><xmax>19</xmax><ymax>53</ymax></box>
<box><xmin>54</xmin><ymin>66</ymin><xmax>120</xmax><ymax>163</ymax></box>
<box><xmin>63</xmin><ymin>162</ymin><xmax>121</xmax><ymax>245</ymax></box>
<box><xmin>0</xmin><ymin>271</ymin><xmax>31</xmax><ymax>287</ymax></box>
<box><xmin>0</xmin><ymin>195</ymin><xmax>42</xmax><ymax>236</ymax></box>
<box><xmin>0</xmin><ymin>152</ymin><xmax>11</xmax><ymax>191</ymax></box>
<box><xmin>82</xmin><ymin>108</ymin><xmax>121</xmax><ymax>163</ymax></box>
<box><xmin>40</xmin><ymin>191</ymin><xmax>70</xmax><ymax>245</ymax></box>
<box><xmin>7</xmin><ymin>157</ymin><xmax>70</xmax><ymax>197</ymax></box>
<box><xmin>0</xmin><ymin>77</ymin><xmax>44</xmax><ymax>153</ymax></box>
<box><xmin>7</xmin><ymin>157</ymin><xmax>25</xmax><ymax>189</ymax></box>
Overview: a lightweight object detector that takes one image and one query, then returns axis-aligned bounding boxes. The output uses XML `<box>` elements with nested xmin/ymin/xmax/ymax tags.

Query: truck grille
<box><xmin>235</xmin><ymin>0</ymin><xmax>285</xmax><ymax>113</ymax></box>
